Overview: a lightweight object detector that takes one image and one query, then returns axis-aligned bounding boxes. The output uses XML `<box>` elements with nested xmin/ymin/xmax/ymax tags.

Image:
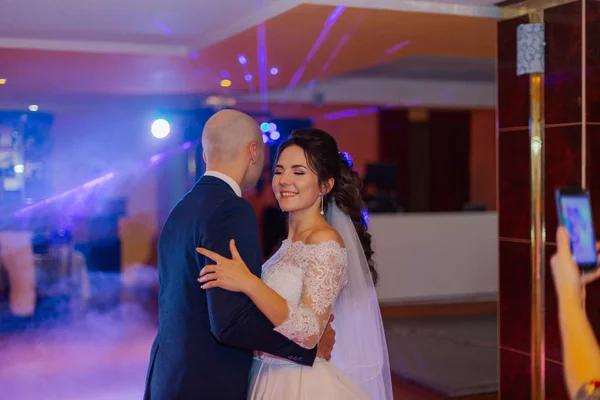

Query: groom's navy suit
<box><xmin>144</xmin><ymin>174</ymin><xmax>317</xmax><ymax>400</ymax></box>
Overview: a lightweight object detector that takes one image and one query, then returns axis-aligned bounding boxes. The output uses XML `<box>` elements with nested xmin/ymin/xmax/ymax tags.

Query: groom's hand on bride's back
<box><xmin>316</xmin><ymin>314</ymin><xmax>336</xmax><ymax>360</ymax></box>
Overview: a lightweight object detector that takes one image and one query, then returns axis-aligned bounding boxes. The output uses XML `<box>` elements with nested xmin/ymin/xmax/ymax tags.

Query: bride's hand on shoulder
<box><xmin>197</xmin><ymin>239</ymin><xmax>259</xmax><ymax>293</ymax></box>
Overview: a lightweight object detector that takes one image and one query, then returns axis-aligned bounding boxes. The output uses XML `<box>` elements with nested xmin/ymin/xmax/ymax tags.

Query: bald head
<box><xmin>201</xmin><ymin>109</ymin><xmax>262</xmax><ymax>164</ymax></box>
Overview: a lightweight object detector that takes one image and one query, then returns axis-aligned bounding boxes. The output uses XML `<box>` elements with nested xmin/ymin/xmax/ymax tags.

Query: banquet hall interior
<box><xmin>1</xmin><ymin>0</ymin><xmax>584</xmax><ymax>399</ymax></box>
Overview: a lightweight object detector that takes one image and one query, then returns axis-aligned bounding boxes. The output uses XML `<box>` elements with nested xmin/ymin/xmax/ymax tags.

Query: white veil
<box><xmin>325</xmin><ymin>201</ymin><xmax>394</xmax><ymax>399</ymax></box>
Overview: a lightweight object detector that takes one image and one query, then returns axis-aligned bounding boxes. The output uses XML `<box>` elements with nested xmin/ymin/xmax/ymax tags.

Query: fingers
<box><xmin>199</xmin><ymin>280</ymin><xmax>221</xmax><ymax>290</ymax></box>
<box><xmin>581</xmin><ymin>268</ymin><xmax>600</xmax><ymax>285</ymax></box>
<box><xmin>550</xmin><ymin>254</ymin><xmax>558</xmax><ymax>272</ymax></box>
<box><xmin>198</xmin><ymin>268</ymin><xmax>221</xmax><ymax>289</ymax></box>
<box><xmin>556</xmin><ymin>226</ymin><xmax>570</xmax><ymax>255</ymax></box>
<box><xmin>199</xmin><ymin>265</ymin><xmax>218</xmax><ymax>277</ymax></box>
<box><xmin>198</xmin><ymin>272</ymin><xmax>218</xmax><ymax>283</ymax></box>
<box><xmin>196</xmin><ymin>247</ymin><xmax>226</xmax><ymax>264</ymax></box>
<box><xmin>229</xmin><ymin>239</ymin><xmax>242</xmax><ymax>261</ymax></box>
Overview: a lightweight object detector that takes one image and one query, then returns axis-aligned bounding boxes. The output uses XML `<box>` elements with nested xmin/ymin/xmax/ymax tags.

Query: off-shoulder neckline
<box><xmin>282</xmin><ymin>238</ymin><xmax>346</xmax><ymax>250</ymax></box>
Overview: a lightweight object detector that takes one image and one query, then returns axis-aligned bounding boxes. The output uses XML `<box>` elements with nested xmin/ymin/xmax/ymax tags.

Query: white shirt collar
<box><xmin>204</xmin><ymin>170</ymin><xmax>242</xmax><ymax>197</ymax></box>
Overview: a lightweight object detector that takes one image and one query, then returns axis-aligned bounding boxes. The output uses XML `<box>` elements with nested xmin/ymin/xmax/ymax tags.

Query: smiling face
<box><xmin>272</xmin><ymin>145</ymin><xmax>322</xmax><ymax>214</ymax></box>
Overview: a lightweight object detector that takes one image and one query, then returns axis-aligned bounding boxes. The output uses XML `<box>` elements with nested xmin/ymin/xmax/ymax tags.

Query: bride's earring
<box><xmin>320</xmin><ymin>194</ymin><xmax>324</xmax><ymax>215</ymax></box>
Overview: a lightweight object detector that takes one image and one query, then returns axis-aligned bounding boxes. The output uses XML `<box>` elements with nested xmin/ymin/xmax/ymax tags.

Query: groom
<box><xmin>144</xmin><ymin>110</ymin><xmax>335</xmax><ymax>399</ymax></box>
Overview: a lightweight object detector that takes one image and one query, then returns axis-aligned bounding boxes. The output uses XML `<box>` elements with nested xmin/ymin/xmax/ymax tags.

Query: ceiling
<box><xmin>344</xmin><ymin>55</ymin><xmax>496</xmax><ymax>82</ymax></box>
<box><xmin>0</xmin><ymin>0</ymin><xmax>499</xmax><ymax>106</ymax></box>
<box><xmin>0</xmin><ymin>0</ymin><xmax>288</xmax><ymax>51</ymax></box>
<box><xmin>0</xmin><ymin>0</ymin><xmax>500</xmax><ymax>52</ymax></box>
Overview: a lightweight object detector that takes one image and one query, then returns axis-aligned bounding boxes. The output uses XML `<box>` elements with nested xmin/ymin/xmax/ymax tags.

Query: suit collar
<box><xmin>203</xmin><ymin>170</ymin><xmax>242</xmax><ymax>197</ymax></box>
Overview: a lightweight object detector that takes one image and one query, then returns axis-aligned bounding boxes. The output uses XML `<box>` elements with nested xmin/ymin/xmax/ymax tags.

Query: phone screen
<box><xmin>559</xmin><ymin>195</ymin><xmax>597</xmax><ymax>265</ymax></box>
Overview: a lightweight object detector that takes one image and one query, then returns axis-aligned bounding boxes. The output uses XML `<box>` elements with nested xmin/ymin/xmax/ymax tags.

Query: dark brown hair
<box><xmin>276</xmin><ymin>128</ymin><xmax>378</xmax><ymax>285</ymax></box>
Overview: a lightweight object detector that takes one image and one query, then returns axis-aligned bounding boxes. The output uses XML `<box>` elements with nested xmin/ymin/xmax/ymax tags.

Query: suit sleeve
<box><xmin>200</xmin><ymin>198</ymin><xmax>317</xmax><ymax>366</ymax></box>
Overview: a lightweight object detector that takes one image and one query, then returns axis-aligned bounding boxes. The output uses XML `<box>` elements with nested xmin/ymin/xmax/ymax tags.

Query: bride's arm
<box><xmin>198</xmin><ymin>230</ymin><xmax>347</xmax><ymax>349</ymax></box>
<box><xmin>198</xmin><ymin>242</ymin><xmax>291</xmax><ymax>327</ymax></box>
<box><xmin>271</xmin><ymin>232</ymin><xmax>347</xmax><ymax>349</ymax></box>
<box><xmin>245</xmin><ymin>233</ymin><xmax>347</xmax><ymax>348</ymax></box>
<box><xmin>244</xmin><ymin>274</ymin><xmax>294</xmax><ymax>327</ymax></box>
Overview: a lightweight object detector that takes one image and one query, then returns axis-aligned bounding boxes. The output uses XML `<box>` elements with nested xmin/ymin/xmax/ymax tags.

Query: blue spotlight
<box><xmin>260</xmin><ymin>122</ymin><xmax>270</xmax><ymax>132</ymax></box>
<box><xmin>268</xmin><ymin>122</ymin><xmax>277</xmax><ymax>132</ymax></box>
<box><xmin>262</xmin><ymin>134</ymin><xmax>269</xmax><ymax>143</ymax></box>
<box><xmin>151</xmin><ymin>119</ymin><xmax>170</xmax><ymax>139</ymax></box>
<box><xmin>269</xmin><ymin>131</ymin><xmax>280</xmax><ymax>141</ymax></box>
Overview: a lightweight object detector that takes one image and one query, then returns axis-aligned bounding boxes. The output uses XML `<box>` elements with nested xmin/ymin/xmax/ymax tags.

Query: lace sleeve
<box><xmin>274</xmin><ymin>241</ymin><xmax>348</xmax><ymax>349</ymax></box>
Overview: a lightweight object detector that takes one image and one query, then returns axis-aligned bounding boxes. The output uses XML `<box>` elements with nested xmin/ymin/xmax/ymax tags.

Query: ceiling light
<box><xmin>269</xmin><ymin>131</ymin><xmax>280</xmax><ymax>140</ymax></box>
<box><xmin>28</xmin><ymin>105</ymin><xmax>39</xmax><ymax>112</ymax></box>
<box><xmin>220</xmin><ymin>79</ymin><xmax>232</xmax><ymax>87</ymax></box>
<box><xmin>0</xmin><ymin>78</ymin><xmax>6</xmax><ymax>85</ymax></box>
<box><xmin>270</xmin><ymin>67</ymin><xmax>278</xmax><ymax>75</ymax></box>
<box><xmin>238</xmin><ymin>55</ymin><xmax>247</xmax><ymax>65</ymax></box>
<box><xmin>245</xmin><ymin>74</ymin><xmax>252</xmax><ymax>81</ymax></box>
<box><xmin>151</xmin><ymin>119</ymin><xmax>170</xmax><ymax>139</ymax></box>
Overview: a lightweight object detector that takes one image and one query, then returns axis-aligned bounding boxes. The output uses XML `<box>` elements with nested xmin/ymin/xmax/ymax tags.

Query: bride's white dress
<box><xmin>248</xmin><ymin>239</ymin><xmax>370</xmax><ymax>400</ymax></box>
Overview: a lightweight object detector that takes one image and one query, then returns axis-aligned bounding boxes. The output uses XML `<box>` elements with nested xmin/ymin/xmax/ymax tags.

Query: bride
<box><xmin>197</xmin><ymin>128</ymin><xmax>393</xmax><ymax>399</ymax></box>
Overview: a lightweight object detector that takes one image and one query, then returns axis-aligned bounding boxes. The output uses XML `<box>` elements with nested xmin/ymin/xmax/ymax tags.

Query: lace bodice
<box><xmin>261</xmin><ymin>239</ymin><xmax>348</xmax><ymax>349</ymax></box>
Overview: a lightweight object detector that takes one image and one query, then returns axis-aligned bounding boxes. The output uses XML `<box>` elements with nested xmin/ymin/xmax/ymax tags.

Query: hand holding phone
<box><xmin>555</xmin><ymin>187</ymin><xmax>598</xmax><ymax>272</ymax></box>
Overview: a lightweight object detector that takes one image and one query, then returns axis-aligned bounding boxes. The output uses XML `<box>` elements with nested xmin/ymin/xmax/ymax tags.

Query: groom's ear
<box><xmin>248</xmin><ymin>141</ymin><xmax>258</xmax><ymax>164</ymax></box>
<box><xmin>202</xmin><ymin>151</ymin><xmax>207</xmax><ymax>163</ymax></box>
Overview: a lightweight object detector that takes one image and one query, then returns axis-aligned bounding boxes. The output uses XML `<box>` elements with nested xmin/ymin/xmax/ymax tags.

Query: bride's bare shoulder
<box><xmin>305</xmin><ymin>227</ymin><xmax>344</xmax><ymax>248</ymax></box>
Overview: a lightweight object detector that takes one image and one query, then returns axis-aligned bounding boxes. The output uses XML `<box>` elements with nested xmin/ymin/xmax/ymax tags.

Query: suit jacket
<box><xmin>144</xmin><ymin>175</ymin><xmax>317</xmax><ymax>400</ymax></box>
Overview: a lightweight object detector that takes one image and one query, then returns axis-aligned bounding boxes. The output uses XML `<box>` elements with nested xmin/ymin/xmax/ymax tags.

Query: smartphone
<box><xmin>555</xmin><ymin>187</ymin><xmax>598</xmax><ymax>272</ymax></box>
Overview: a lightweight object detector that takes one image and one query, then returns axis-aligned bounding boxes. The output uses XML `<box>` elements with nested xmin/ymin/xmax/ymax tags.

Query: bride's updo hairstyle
<box><xmin>275</xmin><ymin>128</ymin><xmax>378</xmax><ymax>285</ymax></box>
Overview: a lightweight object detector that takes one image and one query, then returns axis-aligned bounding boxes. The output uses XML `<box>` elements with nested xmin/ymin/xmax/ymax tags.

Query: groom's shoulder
<box><xmin>209</xmin><ymin>195</ymin><xmax>257</xmax><ymax>225</ymax></box>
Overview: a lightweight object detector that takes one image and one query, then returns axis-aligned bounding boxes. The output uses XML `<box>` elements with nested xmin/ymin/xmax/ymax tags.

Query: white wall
<box><xmin>370</xmin><ymin>212</ymin><xmax>498</xmax><ymax>303</ymax></box>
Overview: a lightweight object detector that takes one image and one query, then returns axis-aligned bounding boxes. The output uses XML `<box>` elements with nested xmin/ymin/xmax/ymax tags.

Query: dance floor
<box><xmin>0</xmin><ymin>305</ymin><xmax>153</xmax><ymax>400</ymax></box>
<box><xmin>0</xmin><ymin>302</ymin><xmax>497</xmax><ymax>399</ymax></box>
<box><xmin>385</xmin><ymin>314</ymin><xmax>497</xmax><ymax>397</ymax></box>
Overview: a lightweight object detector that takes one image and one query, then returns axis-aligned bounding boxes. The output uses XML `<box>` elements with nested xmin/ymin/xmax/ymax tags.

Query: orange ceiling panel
<box><xmin>0</xmin><ymin>4</ymin><xmax>497</xmax><ymax>97</ymax></box>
